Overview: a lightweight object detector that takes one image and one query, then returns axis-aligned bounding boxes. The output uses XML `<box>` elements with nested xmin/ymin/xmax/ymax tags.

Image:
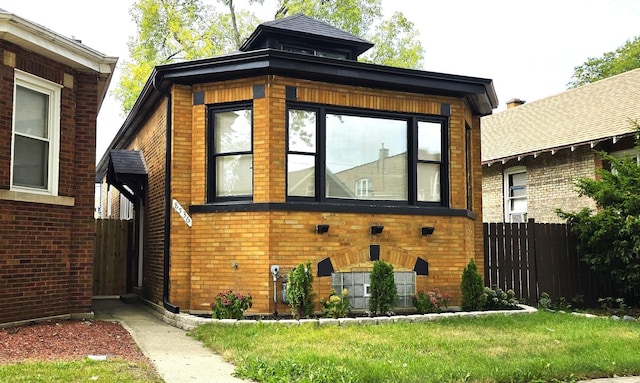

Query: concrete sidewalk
<box><xmin>92</xmin><ymin>298</ymin><xmax>253</xmax><ymax>383</ymax></box>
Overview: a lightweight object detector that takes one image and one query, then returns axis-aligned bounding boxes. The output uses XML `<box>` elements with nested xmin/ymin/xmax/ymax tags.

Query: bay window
<box><xmin>286</xmin><ymin>104</ymin><xmax>447</xmax><ymax>206</ymax></box>
<box><xmin>207</xmin><ymin>104</ymin><xmax>253</xmax><ymax>202</ymax></box>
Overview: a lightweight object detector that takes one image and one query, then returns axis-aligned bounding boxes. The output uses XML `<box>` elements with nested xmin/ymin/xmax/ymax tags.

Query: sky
<box><xmin>4</xmin><ymin>0</ymin><xmax>640</xmax><ymax>162</ymax></box>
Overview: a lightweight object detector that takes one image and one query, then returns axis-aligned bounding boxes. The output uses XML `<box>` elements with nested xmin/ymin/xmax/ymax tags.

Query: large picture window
<box><xmin>286</xmin><ymin>104</ymin><xmax>447</xmax><ymax>206</ymax></box>
<box><xmin>207</xmin><ymin>104</ymin><xmax>253</xmax><ymax>202</ymax></box>
<box><xmin>11</xmin><ymin>70</ymin><xmax>62</xmax><ymax>195</ymax></box>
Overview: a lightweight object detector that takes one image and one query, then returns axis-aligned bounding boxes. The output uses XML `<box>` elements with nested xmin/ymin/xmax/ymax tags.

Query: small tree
<box><xmin>286</xmin><ymin>261</ymin><xmax>315</xmax><ymax>319</ymax></box>
<box><xmin>369</xmin><ymin>260</ymin><xmax>397</xmax><ymax>315</ymax></box>
<box><xmin>557</xmin><ymin>123</ymin><xmax>640</xmax><ymax>295</ymax></box>
<box><xmin>460</xmin><ymin>258</ymin><xmax>485</xmax><ymax>311</ymax></box>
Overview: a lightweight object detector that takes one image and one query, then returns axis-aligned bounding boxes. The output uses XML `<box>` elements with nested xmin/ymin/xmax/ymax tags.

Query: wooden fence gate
<box><xmin>93</xmin><ymin>219</ymin><xmax>132</xmax><ymax>296</ymax></box>
<box><xmin>483</xmin><ymin>220</ymin><xmax>611</xmax><ymax>306</ymax></box>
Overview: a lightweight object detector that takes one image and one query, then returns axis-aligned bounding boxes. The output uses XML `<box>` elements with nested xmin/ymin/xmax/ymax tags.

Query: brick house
<box><xmin>0</xmin><ymin>9</ymin><xmax>117</xmax><ymax>325</ymax></box>
<box><xmin>482</xmin><ymin>68</ymin><xmax>640</xmax><ymax>223</ymax></box>
<box><xmin>96</xmin><ymin>14</ymin><xmax>496</xmax><ymax>315</ymax></box>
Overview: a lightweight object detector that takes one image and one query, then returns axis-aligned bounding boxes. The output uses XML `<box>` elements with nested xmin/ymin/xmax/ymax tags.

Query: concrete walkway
<box><xmin>92</xmin><ymin>298</ymin><xmax>253</xmax><ymax>383</ymax></box>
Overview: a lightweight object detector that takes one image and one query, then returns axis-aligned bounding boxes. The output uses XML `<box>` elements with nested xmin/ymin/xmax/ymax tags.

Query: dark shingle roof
<box><xmin>261</xmin><ymin>13</ymin><xmax>371</xmax><ymax>44</ymax></box>
<box><xmin>109</xmin><ymin>149</ymin><xmax>148</xmax><ymax>175</ymax></box>
<box><xmin>240</xmin><ymin>13</ymin><xmax>373</xmax><ymax>56</ymax></box>
<box><xmin>481</xmin><ymin>68</ymin><xmax>640</xmax><ymax>164</ymax></box>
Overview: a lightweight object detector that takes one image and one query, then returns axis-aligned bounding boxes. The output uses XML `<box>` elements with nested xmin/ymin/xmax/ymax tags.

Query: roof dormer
<box><xmin>240</xmin><ymin>13</ymin><xmax>373</xmax><ymax>60</ymax></box>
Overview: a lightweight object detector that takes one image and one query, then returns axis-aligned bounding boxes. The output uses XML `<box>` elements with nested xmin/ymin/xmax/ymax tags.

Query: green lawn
<box><xmin>0</xmin><ymin>359</ymin><xmax>163</xmax><ymax>383</ymax></box>
<box><xmin>189</xmin><ymin>311</ymin><xmax>640</xmax><ymax>383</ymax></box>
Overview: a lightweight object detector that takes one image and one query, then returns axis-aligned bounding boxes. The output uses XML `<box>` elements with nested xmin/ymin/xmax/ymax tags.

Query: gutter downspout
<box><xmin>153</xmin><ymin>74</ymin><xmax>180</xmax><ymax>314</ymax></box>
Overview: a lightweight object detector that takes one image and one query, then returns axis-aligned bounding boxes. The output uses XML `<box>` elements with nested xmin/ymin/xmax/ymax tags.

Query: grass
<box><xmin>0</xmin><ymin>359</ymin><xmax>163</xmax><ymax>383</ymax></box>
<box><xmin>189</xmin><ymin>311</ymin><xmax>640</xmax><ymax>383</ymax></box>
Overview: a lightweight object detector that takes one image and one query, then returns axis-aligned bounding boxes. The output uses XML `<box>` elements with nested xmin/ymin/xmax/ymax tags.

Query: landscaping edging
<box><xmin>162</xmin><ymin>304</ymin><xmax>538</xmax><ymax>331</ymax></box>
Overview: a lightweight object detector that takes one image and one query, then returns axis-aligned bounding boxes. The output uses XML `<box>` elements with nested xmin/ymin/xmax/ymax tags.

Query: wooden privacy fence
<box><xmin>93</xmin><ymin>219</ymin><xmax>132</xmax><ymax>296</ymax></box>
<box><xmin>483</xmin><ymin>220</ymin><xmax>611</xmax><ymax>306</ymax></box>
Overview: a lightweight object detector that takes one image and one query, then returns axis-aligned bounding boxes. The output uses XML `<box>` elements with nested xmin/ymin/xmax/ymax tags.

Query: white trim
<box><xmin>503</xmin><ymin>166</ymin><xmax>527</xmax><ymax>222</ymax></box>
<box><xmin>10</xmin><ymin>70</ymin><xmax>62</xmax><ymax>196</ymax></box>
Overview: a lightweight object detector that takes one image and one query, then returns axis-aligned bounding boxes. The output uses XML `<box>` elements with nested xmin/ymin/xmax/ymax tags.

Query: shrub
<box><xmin>482</xmin><ymin>286</ymin><xmax>519</xmax><ymax>310</ymax></box>
<box><xmin>538</xmin><ymin>292</ymin><xmax>552</xmax><ymax>310</ymax></box>
<box><xmin>460</xmin><ymin>258</ymin><xmax>485</xmax><ymax>311</ymax></box>
<box><xmin>369</xmin><ymin>260</ymin><xmax>397</xmax><ymax>315</ymax></box>
<box><xmin>320</xmin><ymin>288</ymin><xmax>350</xmax><ymax>318</ymax></box>
<box><xmin>210</xmin><ymin>290</ymin><xmax>252</xmax><ymax>319</ymax></box>
<box><xmin>286</xmin><ymin>261</ymin><xmax>315</xmax><ymax>319</ymax></box>
<box><xmin>412</xmin><ymin>289</ymin><xmax>450</xmax><ymax>314</ymax></box>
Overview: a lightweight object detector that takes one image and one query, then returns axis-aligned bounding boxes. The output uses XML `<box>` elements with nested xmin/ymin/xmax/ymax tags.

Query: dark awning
<box><xmin>106</xmin><ymin>149</ymin><xmax>148</xmax><ymax>203</ymax></box>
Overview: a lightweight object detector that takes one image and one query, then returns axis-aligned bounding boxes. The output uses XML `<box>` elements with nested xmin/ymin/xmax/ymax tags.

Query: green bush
<box><xmin>369</xmin><ymin>260</ymin><xmax>397</xmax><ymax>315</ymax></box>
<box><xmin>482</xmin><ymin>286</ymin><xmax>518</xmax><ymax>310</ymax></box>
<box><xmin>210</xmin><ymin>290</ymin><xmax>252</xmax><ymax>319</ymax></box>
<box><xmin>320</xmin><ymin>288</ymin><xmax>351</xmax><ymax>318</ymax></box>
<box><xmin>286</xmin><ymin>261</ymin><xmax>315</xmax><ymax>319</ymax></box>
<box><xmin>460</xmin><ymin>258</ymin><xmax>485</xmax><ymax>311</ymax></box>
<box><xmin>412</xmin><ymin>289</ymin><xmax>449</xmax><ymax>314</ymax></box>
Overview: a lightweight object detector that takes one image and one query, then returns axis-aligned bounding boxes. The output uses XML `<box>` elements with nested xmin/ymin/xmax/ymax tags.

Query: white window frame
<box><xmin>503</xmin><ymin>166</ymin><xmax>527</xmax><ymax>222</ymax></box>
<box><xmin>355</xmin><ymin>178</ymin><xmax>372</xmax><ymax>197</ymax></box>
<box><xmin>10</xmin><ymin>70</ymin><xmax>62</xmax><ymax>196</ymax></box>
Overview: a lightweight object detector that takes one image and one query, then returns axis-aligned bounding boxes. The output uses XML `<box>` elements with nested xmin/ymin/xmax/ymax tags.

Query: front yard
<box><xmin>189</xmin><ymin>311</ymin><xmax>640</xmax><ymax>383</ymax></box>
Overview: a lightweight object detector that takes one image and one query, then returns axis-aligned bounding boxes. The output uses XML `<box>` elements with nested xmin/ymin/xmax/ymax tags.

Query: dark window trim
<box><xmin>190</xmin><ymin>201</ymin><xmax>476</xmax><ymax>219</ymax></box>
<box><xmin>286</xmin><ymin>102</ymin><xmax>449</xmax><ymax>207</ymax></box>
<box><xmin>207</xmin><ymin>101</ymin><xmax>254</xmax><ymax>203</ymax></box>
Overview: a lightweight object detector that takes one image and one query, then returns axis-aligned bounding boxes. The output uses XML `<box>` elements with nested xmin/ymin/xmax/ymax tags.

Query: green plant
<box><xmin>482</xmin><ymin>286</ymin><xmax>519</xmax><ymax>310</ymax></box>
<box><xmin>210</xmin><ymin>290</ymin><xmax>253</xmax><ymax>319</ymax></box>
<box><xmin>412</xmin><ymin>289</ymin><xmax>449</xmax><ymax>314</ymax></box>
<box><xmin>286</xmin><ymin>261</ymin><xmax>316</xmax><ymax>319</ymax></box>
<box><xmin>369</xmin><ymin>260</ymin><xmax>397</xmax><ymax>315</ymax></box>
<box><xmin>598</xmin><ymin>297</ymin><xmax>627</xmax><ymax>313</ymax></box>
<box><xmin>538</xmin><ymin>292</ymin><xmax>552</xmax><ymax>310</ymax></box>
<box><xmin>460</xmin><ymin>258</ymin><xmax>485</xmax><ymax>311</ymax></box>
<box><xmin>320</xmin><ymin>288</ymin><xmax>351</xmax><ymax>318</ymax></box>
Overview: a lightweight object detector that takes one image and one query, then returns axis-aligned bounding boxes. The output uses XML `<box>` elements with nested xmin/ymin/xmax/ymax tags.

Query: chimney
<box><xmin>378</xmin><ymin>144</ymin><xmax>389</xmax><ymax>173</ymax></box>
<box><xmin>506</xmin><ymin>98</ymin><xmax>526</xmax><ymax>109</ymax></box>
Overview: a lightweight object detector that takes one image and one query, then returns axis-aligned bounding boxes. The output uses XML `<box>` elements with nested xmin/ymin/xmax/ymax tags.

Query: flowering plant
<box><xmin>412</xmin><ymin>289</ymin><xmax>450</xmax><ymax>314</ymax></box>
<box><xmin>210</xmin><ymin>290</ymin><xmax>252</xmax><ymax>319</ymax></box>
<box><xmin>320</xmin><ymin>288</ymin><xmax>350</xmax><ymax>318</ymax></box>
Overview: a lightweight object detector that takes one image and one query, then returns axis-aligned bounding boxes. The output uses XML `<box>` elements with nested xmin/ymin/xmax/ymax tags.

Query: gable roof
<box><xmin>240</xmin><ymin>13</ymin><xmax>373</xmax><ymax>57</ymax></box>
<box><xmin>0</xmin><ymin>8</ymin><xmax>118</xmax><ymax>109</ymax></box>
<box><xmin>481</xmin><ymin>68</ymin><xmax>640</xmax><ymax>164</ymax></box>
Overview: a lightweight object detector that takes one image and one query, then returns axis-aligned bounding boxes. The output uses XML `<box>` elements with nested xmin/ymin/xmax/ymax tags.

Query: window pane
<box><xmin>417</xmin><ymin>163</ymin><xmax>440</xmax><ymax>202</ymax></box>
<box><xmin>288</xmin><ymin>154</ymin><xmax>315</xmax><ymax>197</ymax></box>
<box><xmin>418</xmin><ymin>121</ymin><xmax>441</xmax><ymax>161</ymax></box>
<box><xmin>15</xmin><ymin>85</ymin><xmax>48</xmax><ymax>138</ymax></box>
<box><xmin>215</xmin><ymin>110</ymin><xmax>251</xmax><ymax>154</ymax></box>
<box><xmin>326</xmin><ymin>114</ymin><xmax>407</xmax><ymax>200</ymax></box>
<box><xmin>288</xmin><ymin>110</ymin><xmax>316</xmax><ymax>153</ymax></box>
<box><xmin>13</xmin><ymin>135</ymin><xmax>48</xmax><ymax>188</ymax></box>
<box><xmin>216</xmin><ymin>154</ymin><xmax>252</xmax><ymax>197</ymax></box>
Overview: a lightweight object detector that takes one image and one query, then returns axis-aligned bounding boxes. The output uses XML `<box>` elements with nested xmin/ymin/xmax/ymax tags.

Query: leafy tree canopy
<box><xmin>114</xmin><ymin>0</ymin><xmax>424</xmax><ymax>115</ymax></box>
<box><xmin>567</xmin><ymin>35</ymin><xmax>640</xmax><ymax>89</ymax></box>
<box><xmin>557</xmin><ymin>122</ymin><xmax>640</xmax><ymax>295</ymax></box>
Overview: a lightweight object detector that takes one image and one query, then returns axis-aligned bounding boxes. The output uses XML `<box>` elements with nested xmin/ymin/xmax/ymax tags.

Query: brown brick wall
<box><xmin>482</xmin><ymin>146</ymin><xmax>599</xmax><ymax>223</ymax></box>
<box><xmin>0</xmin><ymin>41</ymin><xmax>98</xmax><ymax>323</ymax></box>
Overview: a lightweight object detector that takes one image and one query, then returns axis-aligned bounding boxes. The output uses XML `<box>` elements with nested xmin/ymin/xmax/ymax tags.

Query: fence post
<box><xmin>527</xmin><ymin>218</ymin><xmax>538</xmax><ymax>303</ymax></box>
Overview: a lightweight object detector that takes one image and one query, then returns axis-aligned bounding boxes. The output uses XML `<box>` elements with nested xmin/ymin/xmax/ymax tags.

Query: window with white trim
<box><xmin>11</xmin><ymin>70</ymin><xmax>62</xmax><ymax>195</ymax></box>
<box><xmin>504</xmin><ymin>167</ymin><xmax>527</xmax><ymax>223</ymax></box>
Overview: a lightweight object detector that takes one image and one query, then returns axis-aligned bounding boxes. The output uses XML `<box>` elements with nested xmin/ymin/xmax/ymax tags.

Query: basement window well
<box><xmin>331</xmin><ymin>271</ymin><xmax>416</xmax><ymax>309</ymax></box>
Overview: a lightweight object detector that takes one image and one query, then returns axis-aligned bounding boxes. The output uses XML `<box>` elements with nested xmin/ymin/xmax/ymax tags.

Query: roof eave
<box><xmin>97</xmin><ymin>49</ymin><xmax>497</xmax><ymax>178</ymax></box>
<box><xmin>0</xmin><ymin>12</ymin><xmax>118</xmax><ymax>109</ymax></box>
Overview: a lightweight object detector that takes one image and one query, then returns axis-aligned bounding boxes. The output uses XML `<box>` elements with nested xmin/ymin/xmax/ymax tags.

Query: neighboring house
<box><xmin>0</xmin><ymin>9</ymin><xmax>117</xmax><ymax>325</ymax></box>
<box><xmin>96</xmin><ymin>13</ymin><xmax>497</xmax><ymax>314</ymax></box>
<box><xmin>482</xmin><ymin>68</ymin><xmax>640</xmax><ymax>223</ymax></box>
